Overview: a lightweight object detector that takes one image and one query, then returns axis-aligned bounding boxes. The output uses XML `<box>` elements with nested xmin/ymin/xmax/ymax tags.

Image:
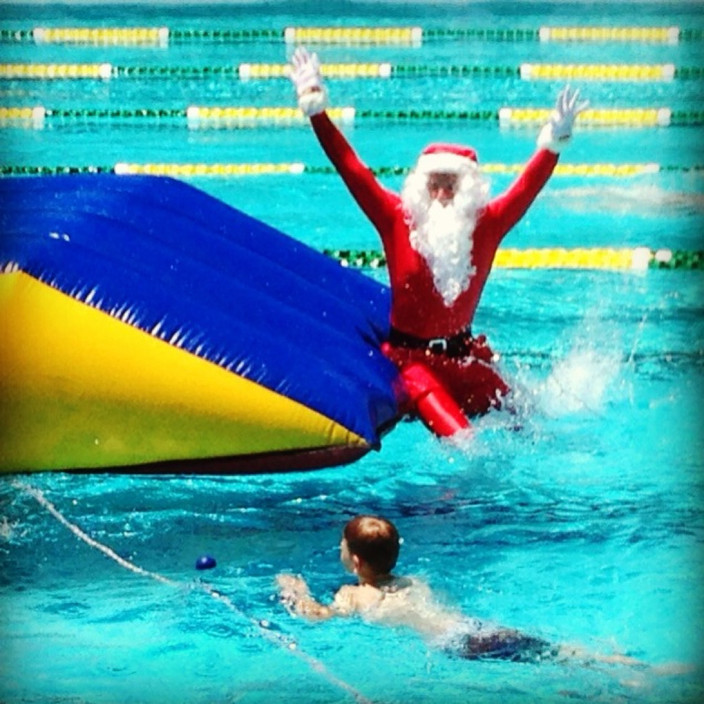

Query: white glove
<box><xmin>537</xmin><ymin>85</ymin><xmax>589</xmax><ymax>153</ymax></box>
<box><xmin>290</xmin><ymin>46</ymin><xmax>328</xmax><ymax>117</ymax></box>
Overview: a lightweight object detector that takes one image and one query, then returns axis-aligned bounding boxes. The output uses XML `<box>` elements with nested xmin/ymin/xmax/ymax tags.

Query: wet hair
<box><xmin>343</xmin><ymin>515</ymin><xmax>400</xmax><ymax>574</ymax></box>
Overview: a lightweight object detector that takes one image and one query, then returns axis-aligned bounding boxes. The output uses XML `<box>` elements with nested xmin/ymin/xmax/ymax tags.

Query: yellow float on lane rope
<box><xmin>520</xmin><ymin>63</ymin><xmax>676</xmax><ymax>81</ymax></box>
<box><xmin>284</xmin><ymin>26</ymin><xmax>423</xmax><ymax>45</ymax></box>
<box><xmin>538</xmin><ymin>26</ymin><xmax>680</xmax><ymax>43</ymax></box>
<box><xmin>33</xmin><ymin>27</ymin><xmax>169</xmax><ymax>46</ymax></box>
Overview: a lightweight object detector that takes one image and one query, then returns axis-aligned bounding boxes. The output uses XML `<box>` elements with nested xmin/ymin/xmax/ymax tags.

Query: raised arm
<box><xmin>289</xmin><ymin>47</ymin><xmax>399</xmax><ymax>233</ymax></box>
<box><xmin>488</xmin><ymin>85</ymin><xmax>589</xmax><ymax>238</ymax></box>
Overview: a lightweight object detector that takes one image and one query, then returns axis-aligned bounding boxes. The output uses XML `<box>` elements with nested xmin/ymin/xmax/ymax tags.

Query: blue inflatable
<box><xmin>0</xmin><ymin>174</ymin><xmax>400</xmax><ymax>474</ymax></box>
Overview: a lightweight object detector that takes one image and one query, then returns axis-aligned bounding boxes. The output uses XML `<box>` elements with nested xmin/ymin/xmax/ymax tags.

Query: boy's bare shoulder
<box><xmin>333</xmin><ymin>583</ymin><xmax>385</xmax><ymax>614</ymax></box>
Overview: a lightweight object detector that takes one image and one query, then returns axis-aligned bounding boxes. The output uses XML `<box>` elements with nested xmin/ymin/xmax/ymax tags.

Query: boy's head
<box><xmin>342</xmin><ymin>515</ymin><xmax>400</xmax><ymax>575</ymax></box>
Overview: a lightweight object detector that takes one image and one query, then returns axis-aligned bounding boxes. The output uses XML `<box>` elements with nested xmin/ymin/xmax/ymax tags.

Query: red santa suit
<box><xmin>309</xmin><ymin>111</ymin><xmax>559</xmax><ymax>436</ymax></box>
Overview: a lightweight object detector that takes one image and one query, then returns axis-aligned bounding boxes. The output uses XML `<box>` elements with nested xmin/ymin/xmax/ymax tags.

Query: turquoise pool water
<box><xmin>1</xmin><ymin>1</ymin><xmax>703</xmax><ymax>702</ymax></box>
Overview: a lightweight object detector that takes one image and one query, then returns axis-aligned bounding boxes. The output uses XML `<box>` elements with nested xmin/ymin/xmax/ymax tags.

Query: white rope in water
<box><xmin>16</xmin><ymin>481</ymin><xmax>178</xmax><ymax>585</ymax></box>
<box><xmin>13</xmin><ymin>480</ymin><xmax>374</xmax><ymax>704</ymax></box>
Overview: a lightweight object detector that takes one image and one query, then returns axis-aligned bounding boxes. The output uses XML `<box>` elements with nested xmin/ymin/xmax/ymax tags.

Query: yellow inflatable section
<box><xmin>0</xmin><ymin>272</ymin><xmax>366</xmax><ymax>473</ymax></box>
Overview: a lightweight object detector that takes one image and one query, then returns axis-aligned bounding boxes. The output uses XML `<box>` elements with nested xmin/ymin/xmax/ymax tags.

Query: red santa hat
<box><xmin>415</xmin><ymin>142</ymin><xmax>479</xmax><ymax>175</ymax></box>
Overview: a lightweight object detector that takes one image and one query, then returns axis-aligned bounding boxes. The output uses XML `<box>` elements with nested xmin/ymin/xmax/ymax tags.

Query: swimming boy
<box><xmin>289</xmin><ymin>48</ymin><xmax>588</xmax><ymax>438</ymax></box>
<box><xmin>277</xmin><ymin>515</ymin><xmax>648</xmax><ymax>665</ymax></box>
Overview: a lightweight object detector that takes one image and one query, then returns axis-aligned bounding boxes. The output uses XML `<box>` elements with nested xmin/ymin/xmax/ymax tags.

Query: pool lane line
<box><xmin>31</xmin><ymin>27</ymin><xmax>170</xmax><ymax>46</ymax></box>
<box><xmin>498</xmin><ymin>107</ymin><xmax>675</xmax><ymax>127</ymax></box>
<box><xmin>109</xmin><ymin>162</ymin><xmax>670</xmax><ymax>177</ymax></box>
<box><xmin>3</xmin><ymin>106</ymin><xmax>703</xmax><ymax>128</ymax></box>
<box><xmin>2</xmin><ymin>162</ymin><xmax>701</xmax><ymax>178</ymax></box>
<box><xmin>12</xmin><ymin>480</ymin><xmax>376</xmax><ymax>704</ymax></box>
<box><xmin>0</xmin><ymin>62</ymin><xmax>701</xmax><ymax>81</ymax></box>
<box><xmin>323</xmin><ymin>248</ymin><xmax>704</xmax><ymax>271</ymax></box>
<box><xmin>0</xmin><ymin>228</ymin><xmax>696</xmax><ymax>268</ymax></box>
<box><xmin>2</xmin><ymin>26</ymin><xmax>700</xmax><ymax>46</ymax></box>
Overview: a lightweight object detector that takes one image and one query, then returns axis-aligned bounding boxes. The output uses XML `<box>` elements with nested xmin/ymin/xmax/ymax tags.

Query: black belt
<box><xmin>388</xmin><ymin>326</ymin><xmax>473</xmax><ymax>357</ymax></box>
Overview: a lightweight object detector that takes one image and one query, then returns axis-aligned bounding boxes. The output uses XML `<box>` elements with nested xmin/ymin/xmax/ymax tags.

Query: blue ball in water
<box><xmin>195</xmin><ymin>554</ymin><xmax>217</xmax><ymax>570</ymax></box>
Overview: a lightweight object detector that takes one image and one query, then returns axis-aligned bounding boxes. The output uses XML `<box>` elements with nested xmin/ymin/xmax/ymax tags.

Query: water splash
<box><xmin>538</xmin><ymin>345</ymin><xmax>623</xmax><ymax>417</ymax></box>
<box><xmin>508</xmin><ymin>311</ymin><xmax>627</xmax><ymax>419</ymax></box>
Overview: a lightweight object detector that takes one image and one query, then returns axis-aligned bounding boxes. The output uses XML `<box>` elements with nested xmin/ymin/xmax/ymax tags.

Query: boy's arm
<box><xmin>277</xmin><ymin>574</ymin><xmax>358</xmax><ymax>621</ymax></box>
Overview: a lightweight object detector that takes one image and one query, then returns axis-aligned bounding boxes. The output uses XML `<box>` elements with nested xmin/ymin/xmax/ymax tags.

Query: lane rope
<box><xmin>0</xmin><ymin>62</ymin><xmax>700</xmax><ymax>81</ymax></box>
<box><xmin>324</xmin><ymin>247</ymin><xmax>704</xmax><ymax>271</ymax></box>
<box><xmin>2</xmin><ymin>162</ymin><xmax>701</xmax><ymax>178</ymax></box>
<box><xmin>537</xmin><ymin>26</ymin><xmax>682</xmax><ymax>43</ymax></box>
<box><xmin>1</xmin><ymin>26</ymin><xmax>701</xmax><ymax>46</ymax></box>
<box><xmin>12</xmin><ymin>480</ymin><xmax>375</xmax><ymax>704</ymax></box>
<box><xmin>283</xmin><ymin>27</ymin><xmax>423</xmax><ymax>46</ymax></box>
<box><xmin>2</xmin><ymin>105</ymin><xmax>703</xmax><ymax>128</ymax></box>
<box><xmin>519</xmin><ymin>62</ymin><xmax>677</xmax><ymax>81</ymax></box>
<box><xmin>32</xmin><ymin>27</ymin><xmax>169</xmax><ymax>46</ymax></box>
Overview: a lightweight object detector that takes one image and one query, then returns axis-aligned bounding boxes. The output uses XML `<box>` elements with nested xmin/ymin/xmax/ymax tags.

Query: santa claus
<box><xmin>290</xmin><ymin>47</ymin><xmax>588</xmax><ymax>437</ymax></box>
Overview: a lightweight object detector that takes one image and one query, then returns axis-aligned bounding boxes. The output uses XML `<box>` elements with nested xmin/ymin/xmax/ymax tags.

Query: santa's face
<box><xmin>426</xmin><ymin>172</ymin><xmax>458</xmax><ymax>206</ymax></box>
<box><xmin>401</xmin><ymin>165</ymin><xmax>489</xmax><ymax>307</ymax></box>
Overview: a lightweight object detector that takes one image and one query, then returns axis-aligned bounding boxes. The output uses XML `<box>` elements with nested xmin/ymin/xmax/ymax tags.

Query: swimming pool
<box><xmin>1</xmin><ymin>1</ymin><xmax>703</xmax><ymax>702</ymax></box>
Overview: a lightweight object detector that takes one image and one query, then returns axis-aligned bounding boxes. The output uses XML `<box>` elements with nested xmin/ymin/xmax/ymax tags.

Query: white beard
<box><xmin>403</xmin><ymin>168</ymin><xmax>488</xmax><ymax>307</ymax></box>
<box><xmin>409</xmin><ymin>201</ymin><xmax>476</xmax><ymax>307</ymax></box>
